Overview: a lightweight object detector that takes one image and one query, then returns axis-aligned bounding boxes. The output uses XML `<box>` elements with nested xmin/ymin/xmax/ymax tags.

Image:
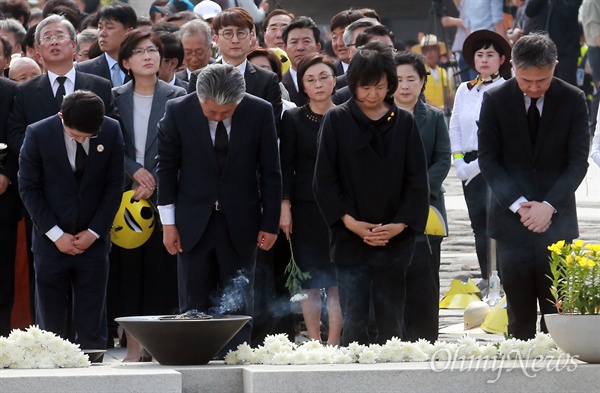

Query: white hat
<box><xmin>463</xmin><ymin>301</ymin><xmax>491</xmax><ymax>329</ymax></box>
<box><xmin>193</xmin><ymin>0</ymin><xmax>222</xmax><ymax>20</ymax></box>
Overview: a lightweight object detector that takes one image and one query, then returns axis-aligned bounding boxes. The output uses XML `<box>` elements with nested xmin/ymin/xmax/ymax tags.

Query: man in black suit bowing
<box><xmin>18</xmin><ymin>91</ymin><xmax>124</xmax><ymax>353</ymax></box>
<box><xmin>478</xmin><ymin>34</ymin><xmax>590</xmax><ymax>340</ymax></box>
<box><xmin>157</xmin><ymin>64</ymin><xmax>281</xmax><ymax>346</ymax></box>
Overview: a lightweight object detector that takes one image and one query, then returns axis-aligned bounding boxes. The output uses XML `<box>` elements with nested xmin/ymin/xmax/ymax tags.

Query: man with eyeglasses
<box><xmin>76</xmin><ymin>1</ymin><xmax>137</xmax><ymax>87</ymax></box>
<box><xmin>19</xmin><ymin>90</ymin><xmax>124</xmax><ymax>359</ymax></box>
<box><xmin>7</xmin><ymin>14</ymin><xmax>113</xmax><ymax>161</ymax></box>
<box><xmin>188</xmin><ymin>7</ymin><xmax>282</xmax><ymax>124</ymax></box>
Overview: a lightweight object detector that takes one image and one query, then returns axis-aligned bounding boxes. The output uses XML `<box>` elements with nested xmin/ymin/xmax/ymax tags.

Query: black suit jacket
<box><xmin>478</xmin><ymin>77</ymin><xmax>589</xmax><ymax>242</ymax></box>
<box><xmin>7</xmin><ymin>71</ymin><xmax>114</xmax><ymax>155</ymax></box>
<box><xmin>157</xmin><ymin>93</ymin><xmax>282</xmax><ymax>257</ymax></box>
<box><xmin>173</xmin><ymin>76</ymin><xmax>189</xmax><ymax>91</ymax></box>
<box><xmin>0</xmin><ymin>78</ymin><xmax>19</xmax><ymax>224</ymax></box>
<box><xmin>18</xmin><ymin>114</ymin><xmax>124</xmax><ymax>257</ymax></box>
<box><xmin>76</xmin><ymin>54</ymin><xmax>132</xmax><ymax>87</ymax></box>
<box><xmin>282</xmin><ymin>71</ymin><xmax>308</xmax><ymax>107</ymax></box>
<box><xmin>175</xmin><ymin>69</ymin><xmax>189</xmax><ymax>83</ymax></box>
<box><xmin>313</xmin><ymin>100</ymin><xmax>429</xmax><ymax>266</ymax></box>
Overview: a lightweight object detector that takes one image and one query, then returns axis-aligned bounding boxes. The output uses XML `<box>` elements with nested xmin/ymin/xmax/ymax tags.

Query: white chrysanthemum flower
<box><xmin>479</xmin><ymin>344</ymin><xmax>499</xmax><ymax>359</ymax></box>
<box><xmin>301</xmin><ymin>340</ymin><xmax>323</xmax><ymax>351</ymax></box>
<box><xmin>498</xmin><ymin>339</ymin><xmax>517</xmax><ymax>357</ymax></box>
<box><xmin>235</xmin><ymin>342</ymin><xmax>254</xmax><ymax>362</ymax></box>
<box><xmin>270</xmin><ymin>352</ymin><xmax>292</xmax><ymax>365</ymax></box>
<box><xmin>431</xmin><ymin>341</ymin><xmax>453</xmax><ymax>361</ymax></box>
<box><xmin>415</xmin><ymin>339</ymin><xmax>434</xmax><ymax>356</ymax></box>
<box><xmin>457</xmin><ymin>336</ymin><xmax>479</xmax><ymax>358</ymax></box>
<box><xmin>306</xmin><ymin>350</ymin><xmax>324</xmax><ymax>364</ymax></box>
<box><xmin>515</xmin><ymin>340</ymin><xmax>531</xmax><ymax>358</ymax></box>
<box><xmin>224</xmin><ymin>350</ymin><xmax>239</xmax><ymax>365</ymax></box>
<box><xmin>384</xmin><ymin>337</ymin><xmax>403</xmax><ymax>351</ymax></box>
<box><xmin>291</xmin><ymin>349</ymin><xmax>309</xmax><ymax>365</ymax></box>
<box><xmin>532</xmin><ymin>332</ymin><xmax>555</xmax><ymax>350</ymax></box>
<box><xmin>36</xmin><ymin>354</ymin><xmax>56</xmax><ymax>369</ymax></box>
<box><xmin>290</xmin><ymin>293</ymin><xmax>308</xmax><ymax>302</ymax></box>
<box><xmin>410</xmin><ymin>348</ymin><xmax>429</xmax><ymax>362</ymax></box>
<box><xmin>358</xmin><ymin>348</ymin><xmax>377</xmax><ymax>364</ymax></box>
<box><xmin>378</xmin><ymin>346</ymin><xmax>393</xmax><ymax>362</ymax></box>
<box><xmin>547</xmin><ymin>348</ymin><xmax>564</xmax><ymax>359</ymax></box>
<box><xmin>334</xmin><ymin>353</ymin><xmax>354</xmax><ymax>364</ymax></box>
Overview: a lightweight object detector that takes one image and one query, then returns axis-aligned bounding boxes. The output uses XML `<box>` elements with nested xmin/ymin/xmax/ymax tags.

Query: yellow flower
<box><xmin>574</xmin><ymin>239</ymin><xmax>585</xmax><ymax>249</ymax></box>
<box><xmin>548</xmin><ymin>240</ymin><xmax>565</xmax><ymax>255</ymax></box>
<box><xmin>587</xmin><ymin>259</ymin><xmax>596</xmax><ymax>268</ymax></box>
<box><xmin>565</xmin><ymin>255</ymin><xmax>575</xmax><ymax>267</ymax></box>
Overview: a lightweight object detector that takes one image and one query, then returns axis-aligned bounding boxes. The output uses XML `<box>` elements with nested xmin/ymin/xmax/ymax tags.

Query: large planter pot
<box><xmin>545</xmin><ymin>314</ymin><xmax>600</xmax><ymax>364</ymax></box>
<box><xmin>116</xmin><ymin>315</ymin><xmax>251</xmax><ymax>365</ymax></box>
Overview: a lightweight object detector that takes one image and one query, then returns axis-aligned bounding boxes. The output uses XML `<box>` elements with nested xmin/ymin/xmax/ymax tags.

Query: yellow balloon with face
<box><xmin>110</xmin><ymin>191</ymin><xmax>155</xmax><ymax>249</ymax></box>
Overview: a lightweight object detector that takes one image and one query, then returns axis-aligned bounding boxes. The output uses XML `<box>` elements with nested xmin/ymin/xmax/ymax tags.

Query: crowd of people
<box><xmin>0</xmin><ymin>0</ymin><xmax>599</xmax><ymax>363</ymax></box>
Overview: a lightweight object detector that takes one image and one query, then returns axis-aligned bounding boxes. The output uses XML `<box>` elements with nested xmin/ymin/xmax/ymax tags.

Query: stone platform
<box><xmin>2</xmin><ymin>359</ymin><xmax>599</xmax><ymax>393</ymax></box>
<box><xmin>2</xmin><ymin>161</ymin><xmax>598</xmax><ymax>392</ymax></box>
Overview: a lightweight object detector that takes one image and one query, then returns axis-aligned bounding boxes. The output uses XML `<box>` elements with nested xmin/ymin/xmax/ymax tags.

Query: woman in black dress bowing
<box><xmin>279</xmin><ymin>54</ymin><xmax>342</xmax><ymax>345</ymax></box>
<box><xmin>313</xmin><ymin>41</ymin><xmax>429</xmax><ymax>346</ymax></box>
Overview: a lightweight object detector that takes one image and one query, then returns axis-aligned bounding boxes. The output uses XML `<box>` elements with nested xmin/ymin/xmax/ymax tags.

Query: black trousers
<box><xmin>0</xmin><ymin>220</ymin><xmax>18</xmax><ymax>336</ymax></box>
<box><xmin>177</xmin><ymin>211</ymin><xmax>256</xmax><ymax>352</ymax></box>
<box><xmin>336</xmin><ymin>237</ymin><xmax>415</xmax><ymax>346</ymax></box>
<box><xmin>497</xmin><ymin>235</ymin><xmax>561</xmax><ymax>340</ymax></box>
<box><xmin>462</xmin><ymin>153</ymin><xmax>490</xmax><ymax>279</ymax></box>
<box><xmin>403</xmin><ymin>236</ymin><xmax>441</xmax><ymax>343</ymax></box>
<box><xmin>34</xmin><ymin>253</ymin><xmax>109</xmax><ymax>350</ymax></box>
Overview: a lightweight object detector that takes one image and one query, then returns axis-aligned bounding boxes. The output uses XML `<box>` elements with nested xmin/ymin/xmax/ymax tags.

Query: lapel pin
<box><xmin>97</xmin><ymin>144</ymin><xmax>104</xmax><ymax>152</ymax></box>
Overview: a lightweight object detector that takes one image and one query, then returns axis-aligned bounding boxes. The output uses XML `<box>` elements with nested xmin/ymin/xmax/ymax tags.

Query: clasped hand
<box><xmin>518</xmin><ymin>201</ymin><xmax>554</xmax><ymax>233</ymax></box>
<box><xmin>55</xmin><ymin>230</ymin><xmax>96</xmax><ymax>255</ymax></box>
<box><xmin>342</xmin><ymin>214</ymin><xmax>407</xmax><ymax>247</ymax></box>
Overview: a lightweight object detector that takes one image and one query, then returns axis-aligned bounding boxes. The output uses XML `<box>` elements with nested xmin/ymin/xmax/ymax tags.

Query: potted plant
<box><xmin>545</xmin><ymin>240</ymin><xmax>600</xmax><ymax>363</ymax></box>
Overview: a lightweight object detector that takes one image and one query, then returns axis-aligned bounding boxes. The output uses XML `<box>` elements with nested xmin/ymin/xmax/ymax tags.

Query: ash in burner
<box><xmin>159</xmin><ymin>309</ymin><xmax>213</xmax><ymax>320</ymax></box>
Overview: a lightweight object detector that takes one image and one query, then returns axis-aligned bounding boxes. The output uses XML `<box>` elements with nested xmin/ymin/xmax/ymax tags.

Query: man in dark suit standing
<box><xmin>7</xmin><ymin>14</ymin><xmax>113</xmax><ymax>156</ymax></box>
<box><xmin>157</xmin><ymin>64</ymin><xmax>281</xmax><ymax>347</ymax></box>
<box><xmin>281</xmin><ymin>16</ymin><xmax>322</xmax><ymax>107</ymax></box>
<box><xmin>75</xmin><ymin>2</ymin><xmax>137</xmax><ymax>87</ymax></box>
<box><xmin>0</xmin><ymin>77</ymin><xmax>18</xmax><ymax>337</ymax></box>
<box><xmin>18</xmin><ymin>90</ymin><xmax>124</xmax><ymax>352</ymax></box>
<box><xmin>478</xmin><ymin>33</ymin><xmax>590</xmax><ymax>340</ymax></box>
<box><xmin>187</xmin><ymin>7</ymin><xmax>282</xmax><ymax>124</ymax></box>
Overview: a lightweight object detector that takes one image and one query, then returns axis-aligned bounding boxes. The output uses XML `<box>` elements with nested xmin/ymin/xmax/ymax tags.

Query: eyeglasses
<box><xmin>303</xmin><ymin>74</ymin><xmax>334</xmax><ymax>85</ymax></box>
<box><xmin>40</xmin><ymin>34</ymin><xmax>70</xmax><ymax>44</ymax></box>
<box><xmin>218</xmin><ymin>29</ymin><xmax>250</xmax><ymax>40</ymax></box>
<box><xmin>131</xmin><ymin>46</ymin><xmax>160</xmax><ymax>56</ymax></box>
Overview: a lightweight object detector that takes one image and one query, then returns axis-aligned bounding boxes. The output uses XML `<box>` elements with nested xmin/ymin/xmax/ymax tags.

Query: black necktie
<box><xmin>527</xmin><ymin>97</ymin><xmax>540</xmax><ymax>145</ymax></box>
<box><xmin>214</xmin><ymin>121</ymin><xmax>228</xmax><ymax>174</ymax></box>
<box><xmin>55</xmin><ymin>76</ymin><xmax>67</xmax><ymax>109</ymax></box>
<box><xmin>74</xmin><ymin>141</ymin><xmax>87</xmax><ymax>185</ymax></box>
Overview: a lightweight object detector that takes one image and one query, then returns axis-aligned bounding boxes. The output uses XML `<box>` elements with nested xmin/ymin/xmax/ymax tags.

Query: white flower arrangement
<box><xmin>224</xmin><ymin>332</ymin><xmax>563</xmax><ymax>365</ymax></box>
<box><xmin>0</xmin><ymin>326</ymin><xmax>91</xmax><ymax>369</ymax></box>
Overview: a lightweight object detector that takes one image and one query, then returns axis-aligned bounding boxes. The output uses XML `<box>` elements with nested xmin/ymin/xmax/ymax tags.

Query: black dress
<box><xmin>280</xmin><ymin>105</ymin><xmax>336</xmax><ymax>289</ymax></box>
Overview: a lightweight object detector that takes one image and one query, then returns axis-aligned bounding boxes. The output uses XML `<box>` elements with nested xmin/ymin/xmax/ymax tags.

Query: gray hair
<box><xmin>511</xmin><ymin>33</ymin><xmax>558</xmax><ymax>69</ymax></box>
<box><xmin>76</xmin><ymin>29</ymin><xmax>98</xmax><ymax>53</ymax></box>
<box><xmin>195</xmin><ymin>64</ymin><xmax>246</xmax><ymax>105</ymax></box>
<box><xmin>0</xmin><ymin>18</ymin><xmax>27</xmax><ymax>45</ymax></box>
<box><xmin>35</xmin><ymin>14</ymin><xmax>76</xmax><ymax>45</ymax></box>
<box><xmin>343</xmin><ymin>17</ymin><xmax>379</xmax><ymax>48</ymax></box>
<box><xmin>178</xmin><ymin>19</ymin><xmax>212</xmax><ymax>49</ymax></box>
